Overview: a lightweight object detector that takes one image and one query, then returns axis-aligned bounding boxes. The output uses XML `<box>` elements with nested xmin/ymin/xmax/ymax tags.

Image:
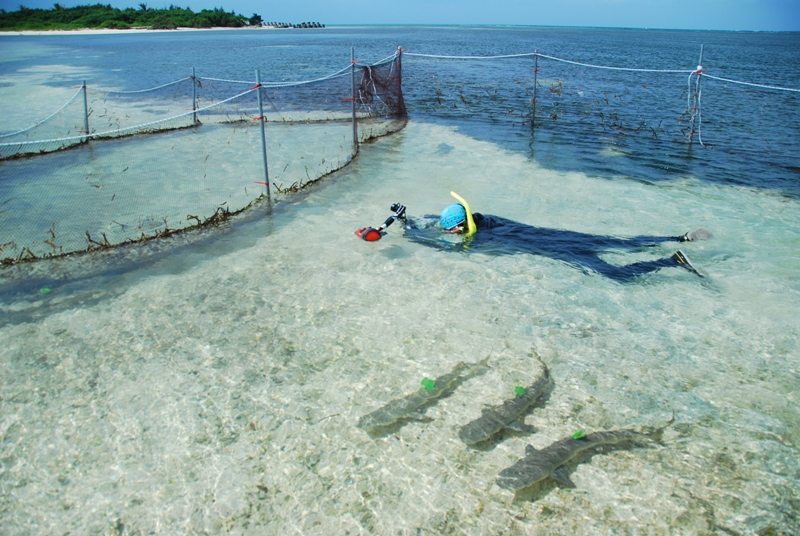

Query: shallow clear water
<box><xmin>1</xmin><ymin>27</ymin><xmax>799</xmax><ymax>534</ymax></box>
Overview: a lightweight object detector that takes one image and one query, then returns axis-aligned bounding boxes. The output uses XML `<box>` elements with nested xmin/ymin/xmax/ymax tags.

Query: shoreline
<box><xmin>1</xmin><ymin>26</ymin><xmax>289</xmax><ymax>36</ymax></box>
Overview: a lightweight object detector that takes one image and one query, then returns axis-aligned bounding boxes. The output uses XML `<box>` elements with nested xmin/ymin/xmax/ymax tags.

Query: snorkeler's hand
<box><xmin>393</xmin><ymin>204</ymin><xmax>406</xmax><ymax>219</ymax></box>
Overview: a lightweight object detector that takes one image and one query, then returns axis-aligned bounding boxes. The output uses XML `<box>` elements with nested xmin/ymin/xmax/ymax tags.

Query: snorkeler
<box><xmin>400</xmin><ymin>191</ymin><xmax>711</xmax><ymax>283</ymax></box>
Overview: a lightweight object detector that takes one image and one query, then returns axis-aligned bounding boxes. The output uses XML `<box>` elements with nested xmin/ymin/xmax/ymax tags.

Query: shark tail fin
<box><xmin>649</xmin><ymin>411</ymin><xmax>676</xmax><ymax>441</ymax></box>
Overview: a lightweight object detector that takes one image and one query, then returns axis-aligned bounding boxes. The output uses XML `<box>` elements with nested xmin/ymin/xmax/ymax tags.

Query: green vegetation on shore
<box><xmin>0</xmin><ymin>3</ymin><xmax>262</xmax><ymax>31</ymax></box>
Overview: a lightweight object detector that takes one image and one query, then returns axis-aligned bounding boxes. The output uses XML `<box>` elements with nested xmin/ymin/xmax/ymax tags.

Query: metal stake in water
<box><xmin>255</xmin><ymin>69</ymin><xmax>270</xmax><ymax>201</ymax></box>
<box><xmin>689</xmin><ymin>44</ymin><xmax>704</xmax><ymax>145</ymax></box>
<box><xmin>192</xmin><ymin>67</ymin><xmax>197</xmax><ymax>125</ymax></box>
<box><xmin>698</xmin><ymin>43</ymin><xmax>704</xmax><ymax>73</ymax></box>
<box><xmin>82</xmin><ymin>79</ymin><xmax>89</xmax><ymax>142</ymax></box>
<box><xmin>532</xmin><ymin>52</ymin><xmax>539</xmax><ymax>129</ymax></box>
<box><xmin>351</xmin><ymin>47</ymin><xmax>358</xmax><ymax>154</ymax></box>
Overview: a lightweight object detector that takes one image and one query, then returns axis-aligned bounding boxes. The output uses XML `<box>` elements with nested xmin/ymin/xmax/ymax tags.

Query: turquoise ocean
<box><xmin>1</xmin><ymin>26</ymin><xmax>799</xmax><ymax>534</ymax></box>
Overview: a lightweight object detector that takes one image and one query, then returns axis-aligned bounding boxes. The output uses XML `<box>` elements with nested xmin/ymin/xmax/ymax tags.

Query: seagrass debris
<box><xmin>1</xmin><ymin>201</ymin><xmax>238</xmax><ymax>267</ymax></box>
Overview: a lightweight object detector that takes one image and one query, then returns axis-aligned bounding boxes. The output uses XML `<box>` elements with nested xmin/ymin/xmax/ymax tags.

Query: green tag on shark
<box><xmin>571</xmin><ymin>430</ymin><xmax>586</xmax><ymax>440</ymax></box>
<box><xmin>420</xmin><ymin>377</ymin><xmax>435</xmax><ymax>391</ymax></box>
<box><xmin>514</xmin><ymin>386</ymin><xmax>526</xmax><ymax>396</ymax></box>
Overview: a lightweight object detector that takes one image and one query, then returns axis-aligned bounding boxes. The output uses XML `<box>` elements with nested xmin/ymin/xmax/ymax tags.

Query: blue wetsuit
<box><xmin>405</xmin><ymin>213</ymin><xmax>687</xmax><ymax>283</ymax></box>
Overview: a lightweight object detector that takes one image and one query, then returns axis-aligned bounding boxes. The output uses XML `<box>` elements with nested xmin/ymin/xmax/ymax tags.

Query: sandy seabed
<box><xmin>2</xmin><ymin>122</ymin><xmax>798</xmax><ymax>534</ymax></box>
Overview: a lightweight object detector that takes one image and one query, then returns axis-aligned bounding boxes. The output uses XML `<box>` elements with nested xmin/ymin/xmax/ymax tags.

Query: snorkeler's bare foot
<box><xmin>678</xmin><ymin>227</ymin><xmax>713</xmax><ymax>242</ymax></box>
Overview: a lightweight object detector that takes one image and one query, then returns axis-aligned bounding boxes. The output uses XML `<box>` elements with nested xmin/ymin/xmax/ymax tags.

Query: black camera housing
<box><xmin>390</xmin><ymin>203</ymin><xmax>407</xmax><ymax>219</ymax></box>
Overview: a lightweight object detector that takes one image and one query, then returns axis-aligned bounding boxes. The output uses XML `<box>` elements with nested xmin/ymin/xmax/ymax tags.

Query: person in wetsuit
<box><xmin>403</xmin><ymin>191</ymin><xmax>711</xmax><ymax>283</ymax></box>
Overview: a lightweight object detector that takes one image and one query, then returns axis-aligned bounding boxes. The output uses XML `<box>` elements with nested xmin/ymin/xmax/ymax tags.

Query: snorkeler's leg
<box><xmin>576</xmin><ymin>253</ymin><xmax>702</xmax><ymax>282</ymax></box>
<box><xmin>623</xmin><ymin>228</ymin><xmax>713</xmax><ymax>249</ymax></box>
<box><xmin>616</xmin><ymin>252</ymin><xmax>704</xmax><ymax>279</ymax></box>
<box><xmin>568</xmin><ymin>255</ymin><xmax>662</xmax><ymax>282</ymax></box>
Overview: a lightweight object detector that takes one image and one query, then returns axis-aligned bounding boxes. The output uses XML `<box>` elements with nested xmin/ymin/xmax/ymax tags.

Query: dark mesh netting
<box><xmin>357</xmin><ymin>57</ymin><xmax>407</xmax><ymax>118</ymax></box>
<box><xmin>0</xmin><ymin>52</ymin><xmax>406</xmax><ymax>265</ymax></box>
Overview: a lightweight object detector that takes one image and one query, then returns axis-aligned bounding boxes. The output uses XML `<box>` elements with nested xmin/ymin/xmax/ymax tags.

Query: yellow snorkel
<box><xmin>450</xmin><ymin>191</ymin><xmax>477</xmax><ymax>237</ymax></box>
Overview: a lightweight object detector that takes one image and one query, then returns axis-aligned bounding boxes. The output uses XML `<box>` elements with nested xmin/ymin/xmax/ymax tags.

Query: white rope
<box><xmin>697</xmin><ymin>81</ymin><xmax>705</xmax><ymax>146</ymax></box>
<box><xmin>202</xmin><ymin>52</ymin><xmax>394</xmax><ymax>92</ymax></box>
<box><xmin>199</xmin><ymin>56</ymin><xmax>396</xmax><ymax>89</ymax></box>
<box><xmin>683</xmin><ymin>70</ymin><xmax>707</xmax><ymax>146</ymax></box>
<box><xmin>261</xmin><ymin>67</ymin><xmax>352</xmax><ymax>88</ymax></box>
<box><xmin>97</xmin><ymin>76</ymin><xmax>192</xmax><ymax>94</ymax></box>
<box><xmin>367</xmin><ymin>52</ymin><xmax>404</xmax><ymax>66</ymax></box>
<box><xmin>406</xmin><ymin>51</ymin><xmax>695</xmax><ymax>74</ymax></box>
<box><xmin>704</xmin><ymin>74</ymin><xmax>800</xmax><ymax>93</ymax></box>
<box><xmin>406</xmin><ymin>52</ymin><xmax>536</xmax><ymax>60</ymax></box>
<box><xmin>406</xmin><ymin>50</ymin><xmax>800</xmax><ymax>92</ymax></box>
<box><xmin>686</xmin><ymin>71</ymin><xmax>695</xmax><ymax>127</ymax></box>
<box><xmin>201</xmin><ymin>65</ymin><xmax>351</xmax><ymax>88</ymax></box>
<box><xmin>358</xmin><ymin>65</ymin><xmax>389</xmax><ymax>115</ymax></box>
<box><xmin>0</xmin><ymin>87</ymin><xmax>258</xmax><ymax>149</ymax></box>
<box><xmin>536</xmin><ymin>53</ymin><xmax>694</xmax><ymax>74</ymax></box>
<box><xmin>200</xmin><ymin>76</ymin><xmax>258</xmax><ymax>85</ymax></box>
<box><xmin>0</xmin><ymin>86</ymin><xmax>84</xmax><ymax>138</ymax></box>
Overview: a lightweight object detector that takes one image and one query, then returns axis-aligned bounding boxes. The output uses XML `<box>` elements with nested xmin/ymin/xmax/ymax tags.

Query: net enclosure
<box><xmin>4</xmin><ymin>42</ymin><xmax>799</xmax><ymax>266</ymax></box>
<box><xmin>0</xmin><ymin>50</ymin><xmax>407</xmax><ymax>265</ymax></box>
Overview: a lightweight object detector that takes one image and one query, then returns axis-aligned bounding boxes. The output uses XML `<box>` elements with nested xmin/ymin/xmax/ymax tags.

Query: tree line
<box><xmin>0</xmin><ymin>4</ymin><xmax>265</xmax><ymax>31</ymax></box>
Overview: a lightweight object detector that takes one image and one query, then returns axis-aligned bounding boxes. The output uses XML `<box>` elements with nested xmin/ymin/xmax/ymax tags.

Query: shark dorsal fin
<box><xmin>551</xmin><ymin>466</ymin><xmax>576</xmax><ymax>488</ymax></box>
<box><xmin>525</xmin><ymin>444</ymin><xmax>538</xmax><ymax>455</ymax></box>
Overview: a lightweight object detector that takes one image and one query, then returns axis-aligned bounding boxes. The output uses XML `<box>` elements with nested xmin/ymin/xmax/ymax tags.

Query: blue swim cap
<box><xmin>440</xmin><ymin>203</ymin><xmax>466</xmax><ymax>230</ymax></box>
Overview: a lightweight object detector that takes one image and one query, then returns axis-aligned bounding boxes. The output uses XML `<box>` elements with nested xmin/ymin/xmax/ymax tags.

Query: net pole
<box><xmin>351</xmin><ymin>47</ymin><xmax>358</xmax><ymax>153</ymax></box>
<box><xmin>82</xmin><ymin>80</ymin><xmax>89</xmax><ymax>142</ymax></box>
<box><xmin>689</xmin><ymin>44</ymin><xmax>704</xmax><ymax>145</ymax></box>
<box><xmin>694</xmin><ymin>44</ymin><xmax>704</xmax><ymax>145</ymax></box>
<box><xmin>532</xmin><ymin>52</ymin><xmax>539</xmax><ymax>129</ymax></box>
<box><xmin>255</xmin><ymin>69</ymin><xmax>271</xmax><ymax>201</ymax></box>
<box><xmin>192</xmin><ymin>67</ymin><xmax>197</xmax><ymax>125</ymax></box>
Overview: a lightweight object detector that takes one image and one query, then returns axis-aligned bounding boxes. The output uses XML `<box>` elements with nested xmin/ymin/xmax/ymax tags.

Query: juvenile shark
<box><xmin>458</xmin><ymin>364</ymin><xmax>550</xmax><ymax>446</ymax></box>
<box><xmin>357</xmin><ymin>357</ymin><xmax>490</xmax><ymax>433</ymax></box>
<box><xmin>496</xmin><ymin>415</ymin><xmax>674</xmax><ymax>491</ymax></box>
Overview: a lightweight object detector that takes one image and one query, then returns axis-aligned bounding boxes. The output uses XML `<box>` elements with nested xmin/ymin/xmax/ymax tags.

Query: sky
<box><xmin>2</xmin><ymin>0</ymin><xmax>799</xmax><ymax>32</ymax></box>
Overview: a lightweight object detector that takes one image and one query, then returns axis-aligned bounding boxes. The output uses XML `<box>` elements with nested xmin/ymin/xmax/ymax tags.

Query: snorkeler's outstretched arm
<box><xmin>355</xmin><ymin>204</ymin><xmax>406</xmax><ymax>241</ymax></box>
<box><xmin>383</xmin><ymin>204</ymin><xmax>406</xmax><ymax>228</ymax></box>
<box><xmin>404</xmin><ymin>231</ymin><xmax>466</xmax><ymax>252</ymax></box>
